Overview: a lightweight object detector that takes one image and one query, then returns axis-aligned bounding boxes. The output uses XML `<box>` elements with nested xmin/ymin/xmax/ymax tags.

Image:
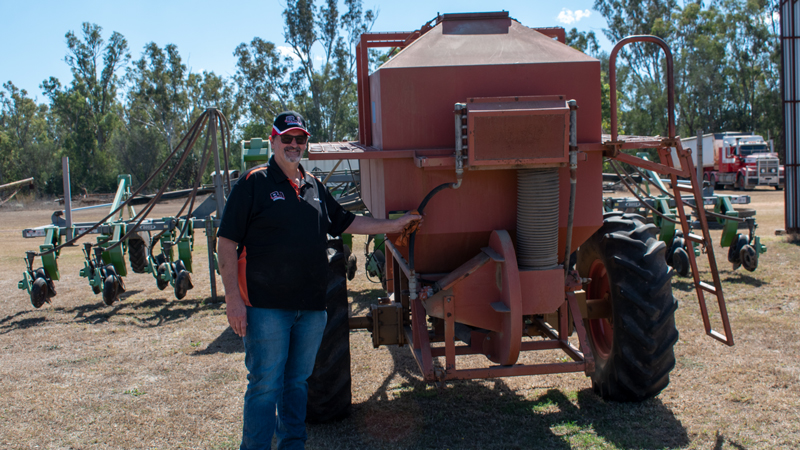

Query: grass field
<box><xmin>0</xmin><ymin>189</ymin><xmax>798</xmax><ymax>449</ymax></box>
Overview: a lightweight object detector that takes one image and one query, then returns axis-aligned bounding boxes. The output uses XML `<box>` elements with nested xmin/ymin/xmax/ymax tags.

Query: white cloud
<box><xmin>557</xmin><ymin>8</ymin><xmax>592</xmax><ymax>25</ymax></box>
<box><xmin>277</xmin><ymin>45</ymin><xmax>299</xmax><ymax>60</ymax></box>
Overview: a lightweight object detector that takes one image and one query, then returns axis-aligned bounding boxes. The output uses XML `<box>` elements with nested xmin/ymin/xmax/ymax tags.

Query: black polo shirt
<box><xmin>217</xmin><ymin>156</ymin><xmax>356</xmax><ymax>310</ymax></box>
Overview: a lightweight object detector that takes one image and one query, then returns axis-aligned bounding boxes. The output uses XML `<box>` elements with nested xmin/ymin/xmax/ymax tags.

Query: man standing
<box><xmin>217</xmin><ymin>111</ymin><xmax>420</xmax><ymax>450</ymax></box>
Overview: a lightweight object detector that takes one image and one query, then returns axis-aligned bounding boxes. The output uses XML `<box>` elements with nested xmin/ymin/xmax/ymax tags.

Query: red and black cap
<box><xmin>272</xmin><ymin>111</ymin><xmax>310</xmax><ymax>137</ymax></box>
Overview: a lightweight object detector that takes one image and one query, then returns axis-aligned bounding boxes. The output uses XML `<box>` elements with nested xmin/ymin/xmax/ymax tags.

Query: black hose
<box><xmin>408</xmin><ymin>182</ymin><xmax>453</xmax><ymax>274</ymax></box>
<box><xmin>34</xmin><ymin>110</ymin><xmax>211</xmax><ymax>257</ymax></box>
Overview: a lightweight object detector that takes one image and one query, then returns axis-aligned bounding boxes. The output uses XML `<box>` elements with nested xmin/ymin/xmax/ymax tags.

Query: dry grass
<box><xmin>1</xmin><ymin>190</ymin><xmax>799</xmax><ymax>449</ymax></box>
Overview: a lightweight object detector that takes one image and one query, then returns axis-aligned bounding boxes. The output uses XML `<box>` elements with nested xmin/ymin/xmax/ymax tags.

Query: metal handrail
<box><xmin>609</xmin><ymin>35</ymin><xmax>675</xmax><ymax>141</ymax></box>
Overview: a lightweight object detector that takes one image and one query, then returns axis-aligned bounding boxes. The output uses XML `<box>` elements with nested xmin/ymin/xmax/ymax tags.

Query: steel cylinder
<box><xmin>517</xmin><ymin>168</ymin><xmax>560</xmax><ymax>270</ymax></box>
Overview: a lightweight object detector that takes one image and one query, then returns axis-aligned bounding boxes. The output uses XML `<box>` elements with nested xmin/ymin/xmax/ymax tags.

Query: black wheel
<box><xmin>307</xmin><ymin>239</ymin><xmax>352</xmax><ymax>423</ymax></box>
<box><xmin>577</xmin><ymin>212</ymin><xmax>679</xmax><ymax>402</ymax></box>
<box><xmin>103</xmin><ymin>275</ymin><xmax>119</xmax><ymax>306</ymax></box>
<box><xmin>776</xmin><ymin>185</ymin><xmax>784</xmax><ymax>191</ymax></box>
<box><xmin>665</xmin><ymin>236</ymin><xmax>684</xmax><ymax>267</ymax></box>
<box><xmin>740</xmin><ymin>244</ymin><xmax>758</xmax><ymax>272</ymax></box>
<box><xmin>156</xmin><ymin>263</ymin><xmax>170</xmax><ymax>290</ymax></box>
<box><xmin>672</xmin><ymin>247</ymin><xmax>690</xmax><ymax>277</ymax></box>
<box><xmin>128</xmin><ymin>238</ymin><xmax>147</xmax><ymax>273</ymax></box>
<box><xmin>34</xmin><ymin>267</ymin><xmax>58</xmax><ymax>299</ymax></box>
<box><xmin>30</xmin><ymin>277</ymin><xmax>49</xmax><ymax>308</ymax></box>
<box><xmin>736</xmin><ymin>175</ymin><xmax>744</xmax><ymax>191</ymax></box>
<box><xmin>174</xmin><ymin>268</ymin><xmax>193</xmax><ymax>300</ymax></box>
<box><xmin>728</xmin><ymin>234</ymin><xmax>748</xmax><ymax>267</ymax></box>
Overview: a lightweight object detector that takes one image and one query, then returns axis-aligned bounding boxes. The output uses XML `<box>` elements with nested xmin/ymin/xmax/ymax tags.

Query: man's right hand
<box><xmin>226</xmin><ymin>292</ymin><xmax>247</xmax><ymax>337</ymax></box>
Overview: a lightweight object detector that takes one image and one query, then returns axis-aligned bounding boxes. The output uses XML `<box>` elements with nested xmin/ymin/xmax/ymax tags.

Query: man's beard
<box><xmin>283</xmin><ymin>146</ymin><xmax>302</xmax><ymax>163</ymax></box>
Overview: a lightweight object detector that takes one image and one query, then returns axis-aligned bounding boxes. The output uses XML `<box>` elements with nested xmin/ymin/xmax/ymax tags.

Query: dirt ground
<box><xmin>0</xmin><ymin>189</ymin><xmax>798</xmax><ymax>449</ymax></box>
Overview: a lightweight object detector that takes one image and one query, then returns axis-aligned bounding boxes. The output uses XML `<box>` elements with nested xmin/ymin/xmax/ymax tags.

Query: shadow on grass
<box><xmin>723</xmin><ymin>272</ymin><xmax>766</xmax><ymax>287</ymax></box>
<box><xmin>673</xmin><ymin>269</ymin><xmax>766</xmax><ymax>292</ymax></box>
<box><xmin>671</xmin><ymin>278</ymin><xmax>696</xmax><ymax>292</ymax></box>
<box><xmin>195</xmin><ymin>326</ymin><xmax>243</xmax><ymax>354</ymax></box>
<box><xmin>0</xmin><ymin>315</ymin><xmax>47</xmax><ymax>334</ymax></box>
<box><xmin>350</xmin><ymin>286</ymin><xmax>386</xmax><ymax>312</ymax></box>
<box><xmin>309</xmin><ymin>342</ymin><xmax>689</xmax><ymax>450</ymax></box>
<box><xmin>712</xmin><ymin>431</ymin><xmax>748</xmax><ymax>450</ymax></box>
<box><xmin>0</xmin><ymin>294</ymin><xmax>224</xmax><ymax>333</ymax></box>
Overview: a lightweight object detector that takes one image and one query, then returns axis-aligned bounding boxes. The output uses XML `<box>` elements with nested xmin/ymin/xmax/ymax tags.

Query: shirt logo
<box><xmin>270</xmin><ymin>191</ymin><xmax>285</xmax><ymax>201</ymax></box>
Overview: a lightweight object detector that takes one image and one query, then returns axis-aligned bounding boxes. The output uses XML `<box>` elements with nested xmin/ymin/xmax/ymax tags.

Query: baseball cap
<box><xmin>272</xmin><ymin>111</ymin><xmax>310</xmax><ymax>136</ymax></box>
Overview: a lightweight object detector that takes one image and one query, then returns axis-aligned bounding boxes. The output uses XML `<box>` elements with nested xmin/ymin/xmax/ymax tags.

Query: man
<box><xmin>217</xmin><ymin>111</ymin><xmax>420</xmax><ymax>450</ymax></box>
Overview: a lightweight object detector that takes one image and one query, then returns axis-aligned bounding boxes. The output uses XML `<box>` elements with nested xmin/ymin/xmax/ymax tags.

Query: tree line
<box><xmin>571</xmin><ymin>0</ymin><xmax>781</xmax><ymax>153</ymax></box>
<box><xmin>0</xmin><ymin>0</ymin><xmax>782</xmax><ymax>196</ymax></box>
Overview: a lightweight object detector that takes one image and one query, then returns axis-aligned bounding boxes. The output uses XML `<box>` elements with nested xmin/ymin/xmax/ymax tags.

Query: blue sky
<box><xmin>0</xmin><ymin>1</ymin><xmax>610</xmax><ymax>102</ymax></box>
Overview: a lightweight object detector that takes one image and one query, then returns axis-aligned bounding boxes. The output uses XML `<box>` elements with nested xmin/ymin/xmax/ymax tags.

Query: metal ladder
<box><xmin>605</xmin><ymin>35</ymin><xmax>734</xmax><ymax>346</ymax></box>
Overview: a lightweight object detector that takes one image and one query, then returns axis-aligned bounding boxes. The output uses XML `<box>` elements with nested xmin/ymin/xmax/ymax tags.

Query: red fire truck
<box><xmin>680</xmin><ymin>132</ymin><xmax>784</xmax><ymax>190</ymax></box>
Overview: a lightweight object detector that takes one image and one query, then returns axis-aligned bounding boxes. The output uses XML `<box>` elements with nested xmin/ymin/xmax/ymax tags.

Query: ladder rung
<box><xmin>685</xmin><ymin>233</ymin><xmax>705</xmax><ymax>243</ymax></box>
<box><xmin>673</xmin><ymin>185</ymin><xmax>695</xmax><ymax>192</ymax></box>
<box><xmin>699</xmin><ymin>281</ymin><xmax>717</xmax><ymax>294</ymax></box>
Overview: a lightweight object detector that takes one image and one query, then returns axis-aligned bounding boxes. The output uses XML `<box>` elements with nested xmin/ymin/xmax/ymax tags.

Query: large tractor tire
<box><xmin>128</xmin><ymin>238</ymin><xmax>147</xmax><ymax>274</ymax></box>
<box><xmin>577</xmin><ymin>212</ymin><xmax>679</xmax><ymax>402</ymax></box>
<box><xmin>306</xmin><ymin>238</ymin><xmax>352</xmax><ymax>423</ymax></box>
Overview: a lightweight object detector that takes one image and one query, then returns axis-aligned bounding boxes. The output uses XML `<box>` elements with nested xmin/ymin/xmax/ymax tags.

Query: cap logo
<box><xmin>285</xmin><ymin>115</ymin><xmax>302</xmax><ymax>127</ymax></box>
<box><xmin>270</xmin><ymin>191</ymin><xmax>285</xmax><ymax>201</ymax></box>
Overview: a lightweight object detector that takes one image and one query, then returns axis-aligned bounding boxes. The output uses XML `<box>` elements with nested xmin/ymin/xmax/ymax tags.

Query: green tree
<box><xmin>0</xmin><ymin>82</ymin><xmax>60</xmax><ymax>194</ymax></box>
<box><xmin>283</xmin><ymin>0</ymin><xmax>375</xmax><ymax>141</ymax></box>
<box><xmin>594</xmin><ymin>0</ymin><xmax>781</xmax><ymax>153</ymax></box>
<box><xmin>127</xmin><ymin>43</ymin><xmax>188</xmax><ymax>152</ymax></box>
<box><xmin>595</xmin><ymin>0</ymin><xmax>678</xmax><ymax>138</ymax></box>
<box><xmin>672</xmin><ymin>1</ymin><xmax>728</xmax><ymax>136</ymax></box>
<box><xmin>120</xmin><ymin>42</ymin><xmax>239</xmax><ymax>187</ymax></box>
<box><xmin>565</xmin><ymin>28</ymin><xmax>614</xmax><ymax>133</ymax></box>
<box><xmin>235</xmin><ymin>0</ymin><xmax>375</xmax><ymax>142</ymax></box>
<box><xmin>721</xmin><ymin>0</ymin><xmax>781</xmax><ymax>142</ymax></box>
<box><xmin>42</xmin><ymin>23</ymin><xmax>130</xmax><ymax>192</ymax></box>
<box><xmin>233</xmin><ymin>37</ymin><xmax>293</xmax><ymax>133</ymax></box>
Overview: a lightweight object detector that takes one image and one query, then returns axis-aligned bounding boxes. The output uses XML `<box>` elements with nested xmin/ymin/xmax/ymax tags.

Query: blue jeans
<box><xmin>240</xmin><ymin>307</ymin><xmax>327</xmax><ymax>450</ymax></box>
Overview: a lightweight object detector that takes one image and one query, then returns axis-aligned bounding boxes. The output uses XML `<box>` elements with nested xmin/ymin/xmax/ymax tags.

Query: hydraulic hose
<box><xmin>407</xmin><ymin>104</ymin><xmax>468</xmax><ymax>298</ymax></box>
<box><xmin>408</xmin><ymin>182</ymin><xmax>453</xmax><ymax>270</ymax></box>
<box><xmin>33</xmin><ymin>109</ymin><xmax>213</xmax><ymax>257</ymax></box>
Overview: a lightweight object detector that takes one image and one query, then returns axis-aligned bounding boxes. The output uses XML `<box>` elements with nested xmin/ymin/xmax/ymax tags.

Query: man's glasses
<box><xmin>280</xmin><ymin>134</ymin><xmax>308</xmax><ymax>145</ymax></box>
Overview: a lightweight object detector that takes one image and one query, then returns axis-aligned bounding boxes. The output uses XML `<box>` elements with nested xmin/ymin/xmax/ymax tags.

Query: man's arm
<box><xmin>218</xmin><ymin>236</ymin><xmax>247</xmax><ymax>337</ymax></box>
<box><xmin>344</xmin><ymin>212</ymin><xmax>422</xmax><ymax>235</ymax></box>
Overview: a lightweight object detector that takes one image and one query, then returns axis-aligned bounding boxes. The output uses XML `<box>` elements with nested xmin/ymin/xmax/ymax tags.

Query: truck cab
<box><xmin>720</xmin><ymin>134</ymin><xmax>784</xmax><ymax>190</ymax></box>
